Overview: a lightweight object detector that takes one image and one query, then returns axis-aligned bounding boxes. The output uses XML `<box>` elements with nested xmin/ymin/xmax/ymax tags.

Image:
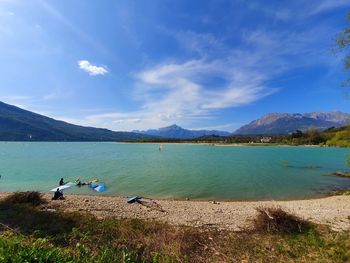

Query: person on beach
<box><xmin>59</xmin><ymin>178</ymin><xmax>65</xmax><ymax>186</ymax></box>
<box><xmin>75</xmin><ymin>178</ymin><xmax>82</xmax><ymax>186</ymax></box>
<box><xmin>52</xmin><ymin>188</ymin><xmax>64</xmax><ymax>200</ymax></box>
<box><xmin>75</xmin><ymin>178</ymin><xmax>88</xmax><ymax>187</ymax></box>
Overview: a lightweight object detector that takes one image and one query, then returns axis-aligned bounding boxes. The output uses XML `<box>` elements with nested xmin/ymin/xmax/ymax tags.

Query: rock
<box><xmin>332</xmin><ymin>171</ymin><xmax>350</xmax><ymax>178</ymax></box>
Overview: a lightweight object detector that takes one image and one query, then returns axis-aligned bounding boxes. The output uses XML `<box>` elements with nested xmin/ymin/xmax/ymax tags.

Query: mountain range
<box><xmin>234</xmin><ymin>112</ymin><xmax>350</xmax><ymax>135</ymax></box>
<box><xmin>134</xmin><ymin>124</ymin><xmax>231</xmax><ymax>139</ymax></box>
<box><xmin>0</xmin><ymin>101</ymin><xmax>153</xmax><ymax>141</ymax></box>
<box><xmin>0</xmin><ymin>100</ymin><xmax>349</xmax><ymax>140</ymax></box>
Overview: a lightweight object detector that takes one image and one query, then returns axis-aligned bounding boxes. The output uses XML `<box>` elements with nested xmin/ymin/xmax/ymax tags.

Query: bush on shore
<box><xmin>253</xmin><ymin>206</ymin><xmax>312</xmax><ymax>234</ymax></box>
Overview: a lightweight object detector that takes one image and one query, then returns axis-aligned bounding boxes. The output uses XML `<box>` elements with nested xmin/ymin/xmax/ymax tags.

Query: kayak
<box><xmin>89</xmin><ymin>183</ymin><xmax>106</xmax><ymax>193</ymax></box>
<box><xmin>127</xmin><ymin>196</ymin><xmax>141</xmax><ymax>203</ymax></box>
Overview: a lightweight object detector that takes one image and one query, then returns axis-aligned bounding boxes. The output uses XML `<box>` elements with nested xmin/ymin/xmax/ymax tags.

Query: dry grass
<box><xmin>2</xmin><ymin>191</ymin><xmax>46</xmax><ymax>206</ymax></box>
<box><xmin>253</xmin><ymin>206</ymin><xmax>312</xmax><ymax>234</ymax></box>
<box><xmin>69</xmin><ymin>217</ymin><xmax>213</xmax><ymax>262</ymax></box>
<box><xmin>0</xmin><ymin>194</ymin><xmax>349</xmax><ymax>262</ymax></box>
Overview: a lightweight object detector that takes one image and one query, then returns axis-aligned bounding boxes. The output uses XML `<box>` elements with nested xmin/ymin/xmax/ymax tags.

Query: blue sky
<box><xmin>0</xmin><ymin>0</ymin><xmax>350</xmax><ymax>132</ymax></box>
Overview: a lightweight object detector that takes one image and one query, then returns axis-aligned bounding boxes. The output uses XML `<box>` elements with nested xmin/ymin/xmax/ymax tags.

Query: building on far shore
<box><xmin>260</xmin><ymin>137</ymin><xmax>272</xmax><ymax>143</ymax></box>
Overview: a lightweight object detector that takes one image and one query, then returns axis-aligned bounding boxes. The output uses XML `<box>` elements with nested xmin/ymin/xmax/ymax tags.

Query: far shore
<box><xmin>120</xmin><ymin>141</ymin><xmax>325</xmax><ymax>147</ymax></box>
<box><xmin>1</xmin><ymin>192</ymin><xmax>349</xmax><ymax>232</ymax></box>
<box><xmin>0</xmin><ymin>141</ymin><xmax>335</xmax><ymax>147</ymax></box>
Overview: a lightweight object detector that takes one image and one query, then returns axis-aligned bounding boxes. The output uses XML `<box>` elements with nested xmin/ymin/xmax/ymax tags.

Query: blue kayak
<box><xmin>89</xmin><ymin>183</ymin><xmax>106</xmax><ymax>193</ymax></box>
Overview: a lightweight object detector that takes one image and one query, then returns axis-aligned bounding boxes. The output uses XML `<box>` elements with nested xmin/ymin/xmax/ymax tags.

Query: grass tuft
<box><xmin>253</xmin><ymin>206</ymin><xmax>312</xmax><ymax>234</ymax></box>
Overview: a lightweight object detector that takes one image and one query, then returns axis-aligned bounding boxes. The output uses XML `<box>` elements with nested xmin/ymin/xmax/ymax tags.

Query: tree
<box><xmin>336</xmin><ymin>11</ymin><xmax>350</xmax><ymax>92</ymax></box>
<box><xmin>291</xmin><ymin>130</ymin><xmax>303</xmax><ymax>139</ymax></box>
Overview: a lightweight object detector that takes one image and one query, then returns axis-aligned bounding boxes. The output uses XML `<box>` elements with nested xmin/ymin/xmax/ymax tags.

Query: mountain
<box><xmin>134</xmin><ymin>124</ymin><xmax>230</xmax><ymax>139</ymax></box>
<box><xmin>303</xmin><ymin>112</ymin><xmax>350</xmax><ymax>125</ymax></box>
<box><xmin>0</xmin><ymin>101</ymin><xmax>153</xmax><ymax>141</ymax></box>
<box><xmin>234</xmin><ymin>112</ymin><xmax>350</xmax><ymax>135</ymax></box>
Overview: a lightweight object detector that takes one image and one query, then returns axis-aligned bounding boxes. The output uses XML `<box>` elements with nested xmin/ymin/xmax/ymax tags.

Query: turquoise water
<box><xmin>0</xmin><ymin>142</ymin><xmax>349</xmax><ymax>200</ymax></box>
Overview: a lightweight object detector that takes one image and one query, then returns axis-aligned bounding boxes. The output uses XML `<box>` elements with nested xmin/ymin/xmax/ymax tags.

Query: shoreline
<box><xmin>0</xmin><ymin>187</ymin><xmax>343</xmax><ymax>202</ymax></box>
<box><xmin>1</xmin><ymin>192</ymin><xmax>349</xmax><ymax>231</ymax></box>
<box><xmin>0</xmin><ymin>141</ymin><xmax>338</xmax><ymax>148</ymax></box>
<box><xmin>0</xmin><ymin>141</ymin><xmax>344</xmax><ymax>148</ymax></box>
<box><xmin>119</xmin><ymin>141</ymin><xmax>324</xmax><ymax>147</ymax></box>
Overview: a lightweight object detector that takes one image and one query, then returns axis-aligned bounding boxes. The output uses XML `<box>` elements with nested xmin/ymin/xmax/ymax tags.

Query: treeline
<box><xmin>133</xmin><ymin>126</ymin><xmax>350</xmax><ymax>147</ymax></box>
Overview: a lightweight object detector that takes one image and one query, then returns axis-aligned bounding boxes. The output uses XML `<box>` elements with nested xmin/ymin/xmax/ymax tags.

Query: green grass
<box><xmin>0</xmin><ymin>193</ymin><xmax>349</xmax><ymax>262</ymax></box>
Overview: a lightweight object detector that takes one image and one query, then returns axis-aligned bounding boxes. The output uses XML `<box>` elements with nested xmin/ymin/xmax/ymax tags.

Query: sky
<box><xmin>0</xmin><ymin>0</ymin><xmax>350</xmax><ymax>132</ymax></box>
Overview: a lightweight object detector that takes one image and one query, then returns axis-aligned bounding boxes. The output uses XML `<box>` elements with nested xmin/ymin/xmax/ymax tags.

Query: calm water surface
<box><xmin>0</xmin><ymin>142</ymin><xmax>349</xmax><ymax>200</ymax></box>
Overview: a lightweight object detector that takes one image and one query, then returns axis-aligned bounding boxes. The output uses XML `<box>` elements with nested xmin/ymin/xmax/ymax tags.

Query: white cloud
<box><xmin>62</xmin><ymin>23</ymin><xmax>334</xmax><ymax>132</ymax></box>
<box><xmin>78</xmin><ymin>60</ymin><xmax>108</xmax><ymax>76</ymax></box>
<box><xmin>136</xmin><ymin>59</ymin><xmax>275</xmax><ymax>112</ymax></box>
<box><xmin>132</xmin><ymin>26</ymin><xmax>326</xmax><ymax>128</ymax></box>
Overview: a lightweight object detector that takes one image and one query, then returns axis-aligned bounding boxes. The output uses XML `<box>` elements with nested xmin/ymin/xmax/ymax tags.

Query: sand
<box><xmin>1</xmin><ymin>193</ymin><xmax>349</xmax><ymax>231</ymax></box>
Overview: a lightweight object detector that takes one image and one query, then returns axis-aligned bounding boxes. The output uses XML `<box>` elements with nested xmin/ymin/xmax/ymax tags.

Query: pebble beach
<box><xmin>1</xmin><ymin>193</ymin><xmax>348</xmax><ymax>231</ymax></box>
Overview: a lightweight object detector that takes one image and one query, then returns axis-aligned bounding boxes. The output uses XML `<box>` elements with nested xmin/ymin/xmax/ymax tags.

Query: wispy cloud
<box><xmin>195</xmin><ymin>123</ymin><xmax>242</xmax><ymax>132</ymax></box>
<box><xmin>78</xmin><ymin>60</ymin><xmax>108</xmax><ymax>76</ymax></box>
<box><xmin>310</xmin><ymin>0</ymin><xmax>350</xmax><ymax>15</ymax></box>
<box><xmin>128</xmin><ymin>27</ymin><xmax>329</xmax><ymax>128</ymax></box>
<box><xmin>36</xmin><ymin>0</ymin><xmax>110</xmax><ymax>57</ymax></box>
<box><xmin>0</xmin><ymin>95</ymin><xmax>33</xmax><ymax>109</ymax></box>
<box><xmin>136</xmin><ymin>59</ymin><xmax>276</xmax><ymax>111</ymax></box>
<box><xmin>62</xmin><ymin>18</ymin><xmax>336</xmax><ymax>131</ymax></box>
<box><xmin>43</xmin><ymin>87</ymin><xmax>72</xmax><ymax>101</ymax></box>
<box><xmin>247</xmin><ymin>0</ymin><xmax>350</xmax><ymax>21</ymax></box>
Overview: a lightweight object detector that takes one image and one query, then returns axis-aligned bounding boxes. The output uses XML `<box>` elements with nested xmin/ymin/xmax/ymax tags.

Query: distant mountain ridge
<box><xmin>234</xmin><ymin>111</ymin><xmax>350</xmax><ymax>135</ymax></box>
<box><xmin>0</xmin><ymin>101</ymin><xmax>153</xmax><ymax>141</ymax></box>
<box><xmin>2</xmin><ymin>100</ymin><xmax>348</xmax><ymax>140</ymax></box>
<box><xmin>134</xmin><ymin>124</ymin><xmax>230</xmax><ymax>139</ymax></box>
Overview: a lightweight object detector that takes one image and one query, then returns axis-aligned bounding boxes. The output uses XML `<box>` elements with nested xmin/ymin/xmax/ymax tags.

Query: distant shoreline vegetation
<box><xmin>133</xmin><ymin>125</ymin><xmax>350</xmax><ymax>147</ymax></box>
<box><xmin>0</xmin><ymin>125</ymin><xmax>348</xmax><ymax>147</ymax></box>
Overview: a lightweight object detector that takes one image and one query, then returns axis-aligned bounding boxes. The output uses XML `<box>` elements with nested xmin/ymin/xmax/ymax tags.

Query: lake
<box><xmin>0</xmin><ymin>142</ymin><xmax>349</xmax><ymax>200</ymax></box>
